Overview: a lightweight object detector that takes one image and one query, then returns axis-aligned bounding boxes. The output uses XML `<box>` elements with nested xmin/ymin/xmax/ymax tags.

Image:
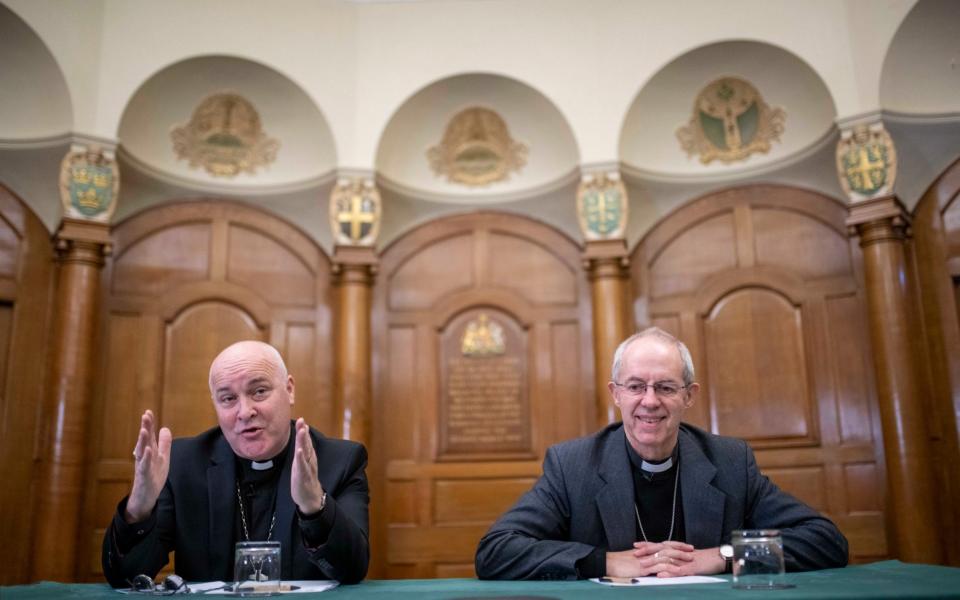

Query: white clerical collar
<box><xmin>250</xmin><ymin>459</ymin><xmax>274</xmax><ymax>471</ymax></box>
<box><xmin>641</xmin><ymin>457</ymin><xmax>673</xmax><ymax>473</ymax></box>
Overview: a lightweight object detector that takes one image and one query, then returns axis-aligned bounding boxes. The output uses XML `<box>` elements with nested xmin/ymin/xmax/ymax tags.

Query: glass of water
<box><xmin>731</xmin><ymin>529</ymin><xmax>792</xmax><ymax>590</ymax></box>
<box><xmin>233</xmin><ymin>541</ymin><xmax>281</xmax><ymax>596</ymax></box>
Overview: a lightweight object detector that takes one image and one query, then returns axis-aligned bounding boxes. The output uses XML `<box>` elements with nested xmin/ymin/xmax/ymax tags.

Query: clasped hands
<box><xmin>605</xmin><ymin>541</ymin><xmax>725</xmax><ymax>578</ymax></box>
<box><xmin>124</xmin><ymin>411</ymin><xmax>325</xmax><ymax>523</ymax></box>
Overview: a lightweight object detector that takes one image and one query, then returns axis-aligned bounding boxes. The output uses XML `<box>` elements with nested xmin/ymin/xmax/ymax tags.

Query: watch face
<box><xmin>720</xmin><ymin>544</ymin><xmax>734</xmax><ymax>559</ymax></box>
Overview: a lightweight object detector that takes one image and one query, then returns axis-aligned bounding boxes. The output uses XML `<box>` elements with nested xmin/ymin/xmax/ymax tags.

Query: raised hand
<box><xmin>124</xmin><ymin>410</ymin><xmax>172</xmax><ymax>523</ymax></box>
<box><xmin>291</xmin><ymin>418</ymin><xmax>326</xmax><ymax>515</ymax></box>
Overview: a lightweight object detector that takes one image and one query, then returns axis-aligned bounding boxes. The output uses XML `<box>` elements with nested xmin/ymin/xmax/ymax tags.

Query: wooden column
<box><xmin>31</xmin><ymin>219</ymin><xmax>110</xmax><ymax>581</ymax></box>
<box><xmin>847</xmin><ymin>196</ymin><xmax>943</xmax><ymax>563</ymax></box>
<box><xmin>583</xmin><ymin>239</ymin><xmax>632</xmax><ymax>428</ymax></box>
<box><xmin>332</xmin><ymin>246</ymin><xmax>377</xmax><ymax>449</ymax></box>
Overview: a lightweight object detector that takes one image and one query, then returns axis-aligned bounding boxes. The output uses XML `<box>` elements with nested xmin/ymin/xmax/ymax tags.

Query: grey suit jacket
<box><xmin>475</xmin><ymin>422</ymin><xmax>848</xmax><ymax>580</ymax></box>
<box><xmin>102</xmin><ymin>424</ymin><xmax>369</xmax><ymax>586</ymax></box>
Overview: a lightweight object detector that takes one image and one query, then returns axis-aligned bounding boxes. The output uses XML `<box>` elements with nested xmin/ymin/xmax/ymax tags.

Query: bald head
<box><xmin>208</xmin><ymin>340</ymin><xmax>295</xmax><ymax>460</ymax></box>
<box><xmin>208</xmin><ymin>340</ymin><xmax>288</xmax><ymax>393</ymax></box>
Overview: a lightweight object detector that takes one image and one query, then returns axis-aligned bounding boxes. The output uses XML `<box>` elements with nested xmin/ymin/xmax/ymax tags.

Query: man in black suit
<box><xmin>475</xmin><ymin>327</ymin><xmax>848</xmax><ymax>580</ymax></box>
<box><xmin>102</xmin><ymin>341</ymin><xmax>369</xmax><ymax>586</ymax></box>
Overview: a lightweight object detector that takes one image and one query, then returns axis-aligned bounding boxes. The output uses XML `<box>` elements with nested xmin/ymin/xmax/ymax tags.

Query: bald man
<box><xmin>102</xmin><ymin>341</ymin><xmax>369</xmax><ymax>586</ymax></box>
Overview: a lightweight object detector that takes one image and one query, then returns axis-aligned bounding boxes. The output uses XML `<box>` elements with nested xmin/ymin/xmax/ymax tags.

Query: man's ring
<box><xmin>655</xmin><ymin>551</ymin><xmax>660</xmax><ymax>559</ymax></box>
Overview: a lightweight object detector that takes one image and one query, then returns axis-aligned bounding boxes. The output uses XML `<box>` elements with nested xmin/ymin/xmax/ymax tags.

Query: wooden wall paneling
<box><xmin>372</xmin><ymin>212</ymin><xmax>593</xmax><ymax>578</ymax></box>
<box><xmin>632</xmin><ymin>185</ymin><xmax>886</xmax><ymax>563</ymax></box>
<box><xmin>912</xmin><ymin>157</ymin><xmax>960</xmax><ymax>566</ymax></box>
<box><xmin>0</xmin><ymin>186</ymin><xmax>55</xmax><ymax>585</ymax></box>
<box><xmin>79</xmin><ymin>200</ymin><xmax>332</xmax><ymax>581</ymax></box>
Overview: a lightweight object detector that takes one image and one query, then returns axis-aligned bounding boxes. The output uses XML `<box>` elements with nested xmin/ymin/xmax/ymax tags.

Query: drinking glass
<box><xmin>233</xmin><ymin>541</ymin><xmax>281</xmax><ymax>596</ymax></box>
<box><xmin>731</xmin><ymin>529</ymin><xmax>792</xmax><ymax>590</ymax></box>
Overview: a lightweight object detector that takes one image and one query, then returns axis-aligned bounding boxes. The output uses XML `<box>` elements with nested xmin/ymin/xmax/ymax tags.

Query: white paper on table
<box><xmin>185</xmin><ymin>580</ymin><xmax>339</xmax><ymax>594</ymax></box>
<box><xmin>590</xmin><ymin>575</ymin><xmax>725</xmax><ymax>586</ymax></box>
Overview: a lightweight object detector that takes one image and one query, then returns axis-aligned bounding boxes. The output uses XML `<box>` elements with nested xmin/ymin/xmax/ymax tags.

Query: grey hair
<box><xmin>610</xmin><ymin>327</ymin><xmax>695</xmax><ymax>386</ymax></box>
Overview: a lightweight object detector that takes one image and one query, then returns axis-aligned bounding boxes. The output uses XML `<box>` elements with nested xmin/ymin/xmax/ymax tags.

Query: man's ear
<box><xmin>607</xmin><ymin>381</ymin><xmax>619</xmax><ymax>407</ymax></box>
<box><xmin>287</xmin><ymin>374</ymin><xmax>295</xmax><ymax>405</ymax></box>
<box><xmin>684</xmin><ymin>382</ymin><xmax>699</xmax><ymax>409</ymax></box>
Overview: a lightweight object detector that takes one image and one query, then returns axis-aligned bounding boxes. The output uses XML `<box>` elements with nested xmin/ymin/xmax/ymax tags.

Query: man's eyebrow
<box><xmin>247</xmin><ymin>376</ymin><xmax>271</xmax><ymax>387</ymax></box>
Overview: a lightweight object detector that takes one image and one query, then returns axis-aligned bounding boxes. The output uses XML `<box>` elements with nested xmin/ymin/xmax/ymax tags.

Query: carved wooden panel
<box><xmin>80</xmin><ymin>201</ymin><xmax>332</xmax><ymax>581</ymax></box>
<box><xmin>912</xmin><ymin>157</ymin><xmax>960</xmax><ymax>566</ymax></box>
<box><xmin>0</xmin><ymin>185</ymin><xmax>55</xmax><ymax>585</ymax></box>
<box><xmin>372</xmin><ymin>212</ymin><xmax>593</xmax><ymax>578</ymax></box>
<box><xmin>632</xmin><ymin>185</ymin><xmax>885</xmax><ymax>563</ymax></box>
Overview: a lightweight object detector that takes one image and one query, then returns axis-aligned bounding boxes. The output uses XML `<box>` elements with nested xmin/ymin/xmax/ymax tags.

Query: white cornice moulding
<box><xmin>620</xmin><ymin>126</ymin><xmax>838</xmax><ymax>186</ymax></box>
<box><xmin>118</xmin><ymin>145</ymin><xmax>337</xmax><ymax>196</ymax></box>
<box><xmin>376</xmin><ymin>167</ymin><xmax>581</xmax><ymax>205</ymax></box>
<box><xmin>835</xmin><ymin>110</ymin><xmax>884</xmax><ymax>130</ymax></box>
<box><xmin>881</xmin><ymin>110</ymin><xmax>960</xmax><ymax>126</ymax></box>
<box><xmin>0</xmin><ymin>132</ymin><xmax>72</xmax><ymax>150</ymax></box>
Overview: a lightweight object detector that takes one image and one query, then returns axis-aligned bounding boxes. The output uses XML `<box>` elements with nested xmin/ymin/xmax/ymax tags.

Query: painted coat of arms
<box><xmin>171</xmin><ymin>92</ymin><xmax>279</xmax><ymax>178</ymax></box>
<box><xmin>677</xmin><ymin>77</ymin><xmax>786</xmax><ymax>165</ymax></box>
<box><xmin>59</xmin><ymin>146</ymin><xmax>119</xmax><ymax>221</ymax></box>
<box><xmin>836</xmin><ymin>124</ymin><xmax>897</xmax><ymax>200</ymax></box>
<box><xmin>329</xmin><ymin>179</ymin><xmax>381</xmax><ymax>246</ymax></box>
<box><xmin>577</xmin><ymin>172</ymin><xmax>628</xmax><ymax>240</ymax></box>
<box><xmin>428</xmin><ymin>107</ymin><xmax>528</xmax><ymax>187</ymax></box>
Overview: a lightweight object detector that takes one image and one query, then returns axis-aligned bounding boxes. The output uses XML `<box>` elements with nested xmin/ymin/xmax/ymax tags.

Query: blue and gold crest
<box><xmin>836</xmin><ymin>124</ymin><xmax>897</xmax><ymax>200</ymax></box>
<box><xmin>577</xmin><ymin>172</ymin><xmax>628</xmax><ymax>240</ymax></box>
<box><xmin>59</xmin><ymin>146</ymin><xmax>119</xmax><ymax>221</ymax></box>
<box><xmin>329</xmin><ymin>178</ymin><xmax>381</xmax><ymax>246</ymax></box>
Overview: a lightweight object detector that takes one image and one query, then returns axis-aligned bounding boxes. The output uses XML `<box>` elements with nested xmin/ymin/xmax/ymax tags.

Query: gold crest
<box><xmin>576</xmin><ymin>172</ymin><xmax>628</xmax><ymax>240</ymax></box>
<box><xmin>59</xmin><ymin>145</ymin><xmax>119</xmax><ymax>222</ymax></box>
<box><xmin>171</xmin><ymin>92</ymin><xmax>279</xmax><ymax>177</ymax></box>
<box><xmin>836</xmin><ymin>124</ymin><xmax>897</xmax><ymax>201</ymax></box>
<box><xmin>329</xmin><ymin>178</ymin><xmax>381</xmax><ymax>246</ymax></box>
<box><xmin>428</xmin><ymin>107</ymin><xmax>528</xmax><ymax>187</ymax></box>
<box><xmin>677</xmin><ymin>77</ymin><xmax>786</xmax><ymax>164</ymax></box>
<box><xmin>461</xmin><ymin>313</ymin><xmax>506</xmax><ymax>357</ymax></box>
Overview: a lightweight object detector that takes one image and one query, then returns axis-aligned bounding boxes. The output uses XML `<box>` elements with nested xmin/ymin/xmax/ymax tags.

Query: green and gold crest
<box><xmin>677</xmin><ymin>77</ymin><xmax>785</xmax><ymax>165</ymax></box>
<box><xmin>577</xmin><ymin>172</ymin><xmax>628</xmax><ymax>240</ymax></box>
<box><xmin>836</xmin><ymin>124</ymin><xmax>897</xmax><ymax>200</ymax></box>
<box><xmin>59</xmin><ymin>146</ymin><xmax>119</xmax><ymax>222</ymax></box>
<box><xmin>329</xmin><ymin>178</ymin><xmax>381</xmax><ymax>246</ymax></box>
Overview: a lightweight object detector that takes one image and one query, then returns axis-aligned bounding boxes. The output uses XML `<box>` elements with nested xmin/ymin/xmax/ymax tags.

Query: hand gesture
<box><xmin>124</xmin><ymin>410</ymin><xmax>172</xmax><ymax>523</ymax></box>
<box><xmin>606</xmin><ymin>541</ymin><xmax>700</xmax><ymax>578</ymax></box>
<box><xmin>291</xmin><ymin>418</ymin><xmax>326</xmax><ymax>515</ymax></box>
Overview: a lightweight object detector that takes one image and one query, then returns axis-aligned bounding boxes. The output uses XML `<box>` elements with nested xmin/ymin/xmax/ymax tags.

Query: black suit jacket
<box><xmin>475</xmin><ymin>423</ymin><xmax>848</xmax><ymax>579</ymax></box>
<box><xmin>102</xmin><ymin>424</ymin><xmax>369</xmax><ymax>586</ymax></box>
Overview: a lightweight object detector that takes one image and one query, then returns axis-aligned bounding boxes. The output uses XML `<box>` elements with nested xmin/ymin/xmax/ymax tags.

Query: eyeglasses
<box><xmin>613</xmin><ymin>380</ymin><xmax>687</xmax><ymax>399</ymax></box>
<box><xmin>128</xmin><ymin>574</ymin><xmax>188</xmax><ymax>595</ymax></box>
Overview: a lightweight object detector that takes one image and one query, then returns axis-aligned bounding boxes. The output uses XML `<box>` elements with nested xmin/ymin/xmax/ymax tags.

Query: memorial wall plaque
<box><xmin>439</xmin><ymin>309</ymin><xmax>531</xmax><ymax>459</ymax></box>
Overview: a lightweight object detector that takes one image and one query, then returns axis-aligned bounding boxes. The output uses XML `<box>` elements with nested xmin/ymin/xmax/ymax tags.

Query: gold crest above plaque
<box><xmin>171</xmin><ymin>92</ymin><xmax>279</xmax><ymax>177</ymax></box>
<box><xmin>428</xmin><ymin>107</ymin><xmax>528</xmax><ymax>187</ymax></box>
<box><xmin>59</xmin><ymin>145</ymin><xmax>119</xmax><ymax>222</ymax></box>
<box><xmin>577</xmin><ymin>172</ymin><xmax>628</xmax><ymax>240</ymax></box>
<box><xmin>677</xmin><ymin>77</ymin><xmax>785</xmax><ymax>164</ymax></box>
<box><xmin>329</xmin><ymin>178</ymin><xmax>381</xmax><ymax>246</ymax></box>
<box><xmin>461</xmin><ymin>313</ymin><xmax>506</xmax><ymax>357</ymax></box>
<box><xmin>836</xmin><ymin>124</ymin><xmax>897</xmax><ymax>201</ymax></box>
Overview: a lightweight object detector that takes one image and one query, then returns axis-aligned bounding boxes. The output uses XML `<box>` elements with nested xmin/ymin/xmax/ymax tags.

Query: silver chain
<box><xmin>634</xmin><ymin>459</ymin><xmax>680</xmax><ymax>542</ymax></box>
<box><xmin>236</xmin><ymin>479</ymin><xmax>277</xmax><ymax>541</ymax></box>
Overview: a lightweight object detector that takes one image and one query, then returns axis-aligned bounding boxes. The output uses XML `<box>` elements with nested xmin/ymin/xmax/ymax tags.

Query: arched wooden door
<box><xmin>630</xmin><ymin>185</ymin><xmax>886</xmax><ymax>563</ymax></box>
<box><xmin>370</xmin><ymin>211</ymin><xmax>594</xmax><ymax>578</ymax></box>
<box><xmin>0</xmin><ymin>184</ymin><xmax>55</xmax><ymax>584</ymax></box>
<box><xmin>80</xmin><ymin>200</ymin><xmax>333</xmax><ymax>581</ymax></box>
<box><xmin>914</xmin><ymin>158</ymin><xmax>960</xmax><ymax>566</ymax></box>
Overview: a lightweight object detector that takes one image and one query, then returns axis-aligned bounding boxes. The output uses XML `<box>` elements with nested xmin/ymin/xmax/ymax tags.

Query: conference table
<box><xmin>4</xmin><ymin>561</ymin><xmax>960</xmax><ymax>599</ymax></box>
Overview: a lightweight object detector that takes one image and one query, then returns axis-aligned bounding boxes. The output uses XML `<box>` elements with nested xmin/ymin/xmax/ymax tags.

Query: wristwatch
<box><xmin>719</xmin><ymin>544</ymin><xmax>734</xmax><ymax>572</ymax></box>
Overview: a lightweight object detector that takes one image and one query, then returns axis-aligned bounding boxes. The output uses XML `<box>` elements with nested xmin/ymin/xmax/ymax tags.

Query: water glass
<box><xmin>233</xmin><ymin>541</ymin><xmax>281</xmax><ymax>596</ymax></box>
<box><xmin>731</xmin><ymin>529</ymin><xmax>792</xmax><ymax>590</ymax></box>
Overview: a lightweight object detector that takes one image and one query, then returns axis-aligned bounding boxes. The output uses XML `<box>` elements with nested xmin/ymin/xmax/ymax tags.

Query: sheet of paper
<box><xmin>590</xmin><ymin>575</ymin><xmax>726</xmax><ymax>586</ymax></box>
<box><xmin>131</xmin><ymin>580</ymin><xmax>340</xmax><ymax>594</ymax></box>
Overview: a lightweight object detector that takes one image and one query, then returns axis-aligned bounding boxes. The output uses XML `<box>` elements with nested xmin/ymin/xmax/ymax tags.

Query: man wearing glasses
<box><xmin>102</xmin><ymin>341</ymin><xmax>369</xmax><ymax>586</ymax></box>
<box><xmin>475</xmin><ymin>327</ymin><xmax>847</xmax><ymax>580</ymax></box>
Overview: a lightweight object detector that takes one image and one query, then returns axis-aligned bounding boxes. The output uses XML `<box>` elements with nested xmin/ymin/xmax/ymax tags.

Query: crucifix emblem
<box><xmin>836</xmin><ymin>124</ymin><xmax>897</xmax><ymax>200</ymax></box>
<box><xmin>329</xmin><ymin>179</ymin><xmax>381</xmax><ymax>246</ymax></box>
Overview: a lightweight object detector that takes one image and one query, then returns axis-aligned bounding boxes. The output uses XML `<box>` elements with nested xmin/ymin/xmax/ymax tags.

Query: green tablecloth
<box><xmin>4</xmin><ymin>561</ymin><xmax>960</xmax><ymax>599</ymax></box>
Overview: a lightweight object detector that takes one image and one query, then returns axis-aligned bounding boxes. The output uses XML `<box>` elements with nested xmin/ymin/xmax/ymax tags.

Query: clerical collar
<box><xmin>251</xmin><ymin>459</ymin><xmax>274</xmax><ymax>471</ymax></box>
<box><xmin>626</xmin><ymin>437</ymin><xmax>679</xmax><ymax>479</ymax></box>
